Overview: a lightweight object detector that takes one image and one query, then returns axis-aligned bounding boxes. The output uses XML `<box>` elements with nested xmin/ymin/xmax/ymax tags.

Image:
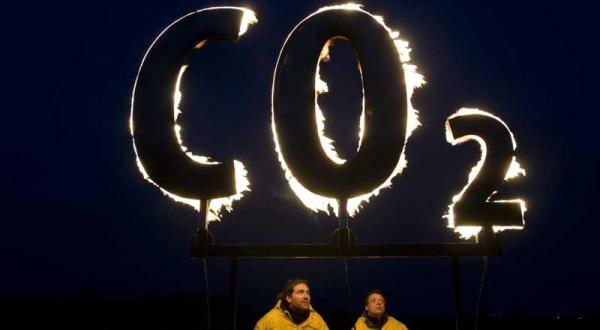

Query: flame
<box><xmin>314</xmin><ymin>39</ymin><xmax>347</xmax><ymax>165</ymax></box>
<box><xmin>505</xmin><ymin>156</ymin><xmax>526</xmax><ymax>180</ymax></box>
<box><xmin>131</xmin><ymin>7</ymin><xmax>254</xmax><ymax>223</ymax></box>
<box><xmin>315</xmin><ymin>104</ymin><xmax>347</xmax><ymax>165</ymax></box>
<box><xmin>238</xmin><ymin>9</ymin><xmax>258</xmax><ymax>37</ymax></box>
<box><xmin>453</xmin><ymin>226</ymin><xmax>481</xmax><ymax>239</ymax></box>
<box><xmin>316</xmin><ymin>3</ymin><xmax>364</xmax><ymax>12</ymax></box>
<box><xmin>492</xmin><ymin>199</ymin><xmax>527</xmax><ymax>234</ymax></box>
<box><xmin>444</xmin><ymin>108</ymin><xmax>526</xmax><ymax>239</ymax></box>
<box><xmin>205</xmin><ymin>160</ymin><xmax>251</xmax><ymax>222</ymax></box>
<box><xmin>276</xmin><ymin>3</ymin><xmax>425</xmax><ymax>217</ymax></box>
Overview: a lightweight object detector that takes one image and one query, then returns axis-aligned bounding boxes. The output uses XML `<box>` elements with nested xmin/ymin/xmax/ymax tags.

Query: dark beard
<box><xmin>281</xmin><ymin>300</ymin><xmax>310</xmax><ymax>324</ymax></box>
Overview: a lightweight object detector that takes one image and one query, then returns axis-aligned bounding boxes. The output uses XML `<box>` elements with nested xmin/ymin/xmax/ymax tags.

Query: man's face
<box><xmin>286</xmin><ymin>283</ymin><xmax>311</xmax><ymax>311</ymax></box>
<box><xmin>365</xmin><ymin>293</ymin><xmax>386</xmax><ymax>318</ymax></box>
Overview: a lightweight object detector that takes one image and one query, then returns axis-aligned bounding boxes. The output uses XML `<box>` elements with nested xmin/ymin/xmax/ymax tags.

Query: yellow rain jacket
<box><xmin>254</xmin><ymin>300</ymin><xmax>329</xmax><ymax>330</ymax></box>
<box><xmin>353</xmin><ymin>315</ymin><xmax>408</xmax><ymax>330</ymax></box>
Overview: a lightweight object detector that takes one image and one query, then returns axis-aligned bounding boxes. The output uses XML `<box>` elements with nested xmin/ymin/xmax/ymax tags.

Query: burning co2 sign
<box><xmin>130</xmin><ymin>5</ymin><xmax>526</xmax><ymax>240</ymax></box>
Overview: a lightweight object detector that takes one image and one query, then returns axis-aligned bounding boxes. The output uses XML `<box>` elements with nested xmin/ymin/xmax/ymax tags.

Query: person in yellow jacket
<box><xmin>255</xmin><ymin>278</ymin><xmax>329</xmax><ymax>330</ymax></box>
<box><xmin>353</xmin><ymin>290</ymin><xmax>408</xmax><ymax>330</ymax></box>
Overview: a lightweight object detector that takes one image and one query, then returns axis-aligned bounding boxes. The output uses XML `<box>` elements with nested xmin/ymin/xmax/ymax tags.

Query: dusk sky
<box><xmin>1</xmin><ymin>0</ymin><xmax>598</xmax><ymax>320</ymax></box>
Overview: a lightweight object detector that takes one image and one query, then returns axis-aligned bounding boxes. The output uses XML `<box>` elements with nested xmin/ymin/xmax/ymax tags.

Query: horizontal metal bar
<box><xmin>194</xmin><ymin>243</ymin><xmax>499</xmax><ymax>258</ymax></box>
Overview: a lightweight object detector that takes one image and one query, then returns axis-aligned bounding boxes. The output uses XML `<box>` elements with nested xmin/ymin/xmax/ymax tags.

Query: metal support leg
<box><xmin>336</xmin><ymin>199</ymin><xmax>354</xmax><ymax>329</ymax></box>
<box><xmin>452</xmin><ymin>256</ymin><xmax>463</xmax><ymax>330</ymax></box>
<box><xmin>229</xmin><ymin>257</ymin><xmax>239</xmax><ymax>330</ymax></box>
<box><xmin>477</xmin><ymin>225</ymin><xmax>498</xmax><ymax>256</ymax></box>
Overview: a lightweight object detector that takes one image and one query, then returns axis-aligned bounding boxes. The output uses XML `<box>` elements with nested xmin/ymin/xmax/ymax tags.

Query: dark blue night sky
<box><xmin>1</xmin><ymin>0</ymin><xmax>598</xmax><ymax>322</ymax></box>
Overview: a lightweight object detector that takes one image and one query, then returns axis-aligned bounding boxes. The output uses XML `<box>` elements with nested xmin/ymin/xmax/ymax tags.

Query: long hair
<box><xmin>276</xmin><ymin>278</ymin><xmax>309</xmax><ymax>303</ymax></box>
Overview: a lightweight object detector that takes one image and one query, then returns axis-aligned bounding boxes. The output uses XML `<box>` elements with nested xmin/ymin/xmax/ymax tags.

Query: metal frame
<box><xmin>191</xmin><ymin>228</ymin><xmax>500</xmax><ymax>258</ymax></box>
<box><xmin>191</xmin><ymin>225</ymin><xmax>499</xmax><ymax>330</ymax></box>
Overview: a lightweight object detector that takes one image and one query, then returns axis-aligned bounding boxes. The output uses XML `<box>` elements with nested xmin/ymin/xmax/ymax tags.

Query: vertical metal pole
<box><xmin>478</xmin><ymin>225</ymin><xmax>496</xmax><ymax>255</ymax></box>
<box><xmin>199</xmin><ymin>199</ymin><xmax>210</xmax><ymax>231</ymax></box>
<box><xmin>338</xmin><ymin>199</ymin><xmax>349</xmax><ymax>229</ymax></box>
<box><xmin>191</xmin><ymin>199</ymin><xmax>212</xmax><ymax>258</ymax></box>
<box><xmin>337</xmin><ymin>199</ymin><xmax>353</xmax><ymax>329</ymax></box>
<box><xmin>229</xmin><ymin>257</ymin><xmax>239</xmax><ymax>330</ymax></box>
<box><xmin>452</xmin><ymin>256</ymin><xmax>463</xmax><ymax>330</ymax></box>
<box><xmin>199</xmin><ymin>199</ymin><xmax>211</xmax><ymax>330</ymax></box>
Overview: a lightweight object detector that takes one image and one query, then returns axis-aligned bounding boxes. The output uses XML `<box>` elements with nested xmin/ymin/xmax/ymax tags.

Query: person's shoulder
<box><xmin>353</xmin><ymin>315</ymin><xmax>367</xmax><ymax>330</ymax></box>
<box><xmin>308</xmin><ymin>309</ymin><xmax>329</xmax><ymax>329</ymax></box>
<box><xmin>255</xmin><ymin>306</ymin><xmax>282</xmax><ymax>328</ymax></box>
<box><xmin>309</xmin><ymin>309</ymin><xmax>326</xmax><ymax>321</ymax></box>
<box><xmin>261</xmin><ymin>306</ymin><xmax>284</xmax><ymax>320</ymax></box>
<box><xmin>387</xmin><ymin>316</ymin><xmax>409</xmax><ymax>330</ymax></box>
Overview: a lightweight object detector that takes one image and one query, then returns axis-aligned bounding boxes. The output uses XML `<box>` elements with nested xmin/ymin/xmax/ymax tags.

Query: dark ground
<box><xmin>2</xmin><ymin>292</ymin><xmax>596</xmax><ymax>330</ymax></box>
